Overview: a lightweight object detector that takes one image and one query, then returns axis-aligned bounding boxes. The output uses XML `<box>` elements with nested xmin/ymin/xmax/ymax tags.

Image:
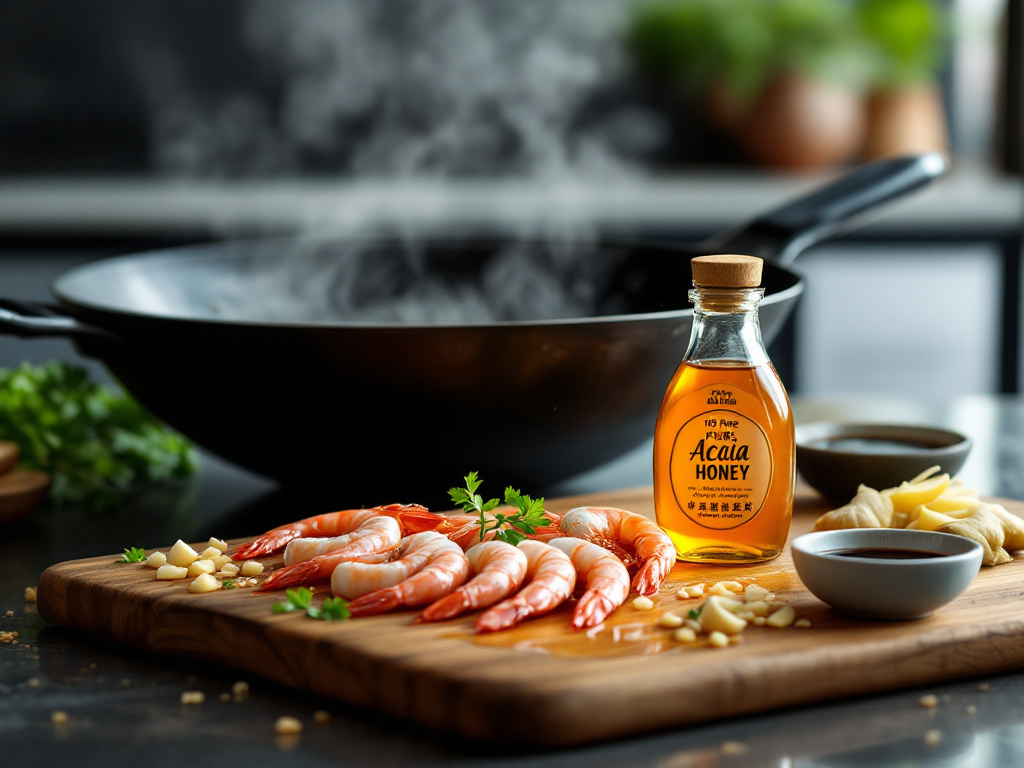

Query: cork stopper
<box><xmin>691</xmin><ymin>255</ymin><xmax>763</xmax><ymax>288</ymax></box>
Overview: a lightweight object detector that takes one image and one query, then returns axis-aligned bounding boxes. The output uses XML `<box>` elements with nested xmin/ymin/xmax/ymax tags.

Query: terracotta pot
<box><xmin>739</xmin><ymin>73</ymin><xmax>865</xmax><ymax>171</ymax></box>
<box><xmin>862</xmin><ymin>84</ymin><xmax>948</xmax><ymax>160</ymax></box>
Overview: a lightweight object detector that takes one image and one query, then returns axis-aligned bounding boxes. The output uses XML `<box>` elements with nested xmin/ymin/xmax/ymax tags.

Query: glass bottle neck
<box><xmin>683</xmin><ymin>287</ymin><xmax>769</xmax><ymax>367</ymax></box>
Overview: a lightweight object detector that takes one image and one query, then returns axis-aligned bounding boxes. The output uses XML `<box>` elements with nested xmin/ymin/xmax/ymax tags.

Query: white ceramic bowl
<box><xmin>791</xmin><ymin>529</ymin><xmax>983</xmax><ymax>620</ymax></box>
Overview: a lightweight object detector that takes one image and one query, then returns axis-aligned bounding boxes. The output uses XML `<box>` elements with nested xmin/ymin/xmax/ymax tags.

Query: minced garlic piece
<box><xmin>211</xmin><ymin>554</ymin><xmax>232</xmax><ymax>570</ymax></box>
<box><xmin>24</xmin><ymin>587</ymin><xmax>37</xmax><ymax>603</ymax></box>
<box><xmin>189</xmin><ymin>573</ymin><xmax>220</xmax><ymax>594</ymax></box>
<box><xmin>156</xmin><ymin>565</ymin><xmax>188</xmax><ymax>581</ymax></box>
<box><xmin>220</xmin><ymin>563</ymin><xmax>240</xmax><ymax>577</ymax></box>
<box><xmin>744</xmin><ymin>584</ymin><xmax>773</xmax><ymax>602</ymax></box>
<box><xmin>187</xmin><ymin>560</ymin><xmax>216</xmax><ymax>578</ymax></box>
<box><xmin>240</xmin><ymin>561</ymin><xmax>264</xmax><ymax>577</ymax></box>
<box><xmin>707</xmin><ymin>631</ymin><xmax>730</xmax><ymax>647</ymax></box>
<box><xmin>919</xmin><ymin>694</ymin><xmax>939</xmax><ymax>708</ymax></box>
<box><xmin>166</xmin><ymin>540</ymin><xmax>199</xmax><ymax>568</ymax></box>
<box><xmin>766</xmin><ymin>605</ymin><xmax>796</xmax><ymax>628</ymax></box>
<box><xmin>708</xmin><ymin>581</ymin><xmax>742</xmax><ymax>597</ymax></box>
<box><xmin>794</xmin><ymin>618</ymin><xmax>812</xmax><ymax>628</ymax></box>
<box><xmin>752</xmin><ymin>616</ymin><xmax>767</xmax><ymax>626</ymax></box>
<box><xmin>657</xmin><ymin>612</ymin><xmax>684</xmax><ymax>629</ymax></box>
<box><xmin>207</xmin><ymin>537</ymin><xmax>228</xmax><ymax>552</ymax></box>
<box><xmin>199</xmin><ymin>547</ymin><xmax>221</xmax><ymax>560</ymax></box>
<box><xmin>145</xmin><ymin>551</ymin><xmax>166</xmax><ymax>569</ymax></box>
<box><xmin>699</xmin><ymin>597</ymin><xmax>747</xmax><ymax>635</ymax></box>
<box><xmin>673</xmin><ymin>627</ymin><xmax>697</xmax><ymax>643</ymax></box>
<box><xmin>676</xmin><ymin>584</ymin><xmax>704</xmax><ymax>599</ymax></box>
<box><xmin>632</xmin><ymin>596</ymin><xmax>655</xmax><ymax>611</ymax></box>
<box><xmin>180</xmin><ymin>691</ymin><xmax>204</xmax><ymax>705</ymax></box>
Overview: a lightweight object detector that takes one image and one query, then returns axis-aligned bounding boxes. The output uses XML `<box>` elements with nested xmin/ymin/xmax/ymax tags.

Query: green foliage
<box><xmin>628</xmin><ymin>0</ymin><xmax>946</xmax><ymax>100</ymax></box>
<box><xmin>857</xmin><ymin>0</ymin><xmax>947</xmax><ymax>87</ymax></box>
<box><xmin>115</xmin><ymin>546</ymin><xmax>147</xmax><ymax>564</ymax></box>
<box><xmin>222</xmin><ymin>579</ymin><xmax>236</xmax><ymax>589</ymax></box>
<box><xmin>272</xmin><ymin>587</ymin><xmax>350</xmax><ymax>621</ymax></box>
<box><xmin>0</xmin><ymin>362</ymin><xmax>198</xmax><ymax>511</ymax></box>
<box><xmin>448</xmin><ymin>472</ymin><xmax>552</xmax><ymax>546</ymax></box>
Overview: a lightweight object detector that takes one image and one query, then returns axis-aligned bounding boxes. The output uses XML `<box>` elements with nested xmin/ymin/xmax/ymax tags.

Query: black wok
<box><xmin>0</xmin><ymin>154</ymin><xmax>946</xmax><ymax>506</ymax></box>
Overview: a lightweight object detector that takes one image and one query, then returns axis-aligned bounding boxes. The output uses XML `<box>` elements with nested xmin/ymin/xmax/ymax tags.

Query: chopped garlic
<box><xmin>766</xmin><ymin>605</ymin><xmax>796</xmax><ymax>628</ymax></box>
<box><xmin>24</xmin><ymin>587</ymin><xmax>37</xmax><ymax>603</ymax></box>
<box><xmin>683</xmin><ymin>619</ymin><xmax>701</xmax><ymax>632</ymax></box>
<box><xmin>794</xmin><ymin>618</ymin><xmax>812</xmax><ymax>628</ymax></box>
<box><xmin>708</xmin><ymin>580</ymin><xmax>742</xmax><ymax>597</ymax></box>
<box><xmin>220</xmin><ymin>563</ymin><xmax>240</xmax><ymax>577</ymax></box>
<box><xmin>211</xmin><ymin>554</ymin><xmax>232</xmax><ymax>570</ymax></box>
<box><xmin>166</xmin><ymin>540</ymin><xmax>199</xmax><ymax>568</ymax></box>
<box><xmin>187</xmin><ymin>560</ymin><xmax>216</xmax><ymax>578</ymax></box>
<box><xmin>699</xmin><ymin>596</ymin><xmax>747</xmax><ymax>635</ymax></box>
<box><xmin>189</xmin><ymin>573</ymin><xmax>220</xmax><ymax>594</ymax></box>
<box><xmin>180</xmin><ymin>691</ymin><xmax>204</xmax><ymax>705</ymax></box>
<box><xmin>657</xmin><ymin>612</ymin><xmax>684</xmax><ymax>629</ymax></box>
<box><xmin>707</xmin><ymin>631</ymin><xmax>730</xmax><ymax>648</ymax></box>
<box><xmin>746</xmin><ymin>600</ymin><xmax>771</xmax><ymax>617</ymax></box>
<box><xmin>199</xmin><ymin>547</ymin><xmax>221</xmax><ymax>560</ymax></box>
<box><xmin>145</xmin><ymin>551</ymin><xmax>166</xmax><ymax>569</ymax></box>
<box><xmin>919</xmin><ymin>694</ymin><xmax>939</xmax><ymax>708</ymax></box>
<box><xmin>632</xmin><ymin>596</ymin><xmax>655</xmax><ymax>611</ymax></box>
<box><xmin>676</xmin><ymin>584</ymin><xmax>704</xmax><ymax>600</ymax></box>
<box><xmin>744</xmin><ymin>584</ymin><xmax>773</xmax><ymax>602</ymax></box>
<box><xmin>156</xmin><ymin>565</ymin><xmax>189</xmax><ymax>581</ymax></box>
<box><xmin>752</xmin><ymin>616</ymin><xmax>766</xmax><ymax>626</ymax></box>
<box><xmin>240</xmin><ymin>561</ymin><xmax>264</xmax><ymax>577</ymax></box>
<box><xmin>673</xmin><ymin>627</ymin><xmax>697</xmax><ymax>643</ymax></box>
<box><xmin>207</xmin><ymin>537</ymin><xmax>228</xmax><ymax>552</ymax></box>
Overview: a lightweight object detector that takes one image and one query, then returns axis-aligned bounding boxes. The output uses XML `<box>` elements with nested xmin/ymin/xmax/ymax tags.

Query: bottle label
<box><xmin>668</xmin><ymin>385</ymin><xmax>773</xmax><ymax>530</ymax></box>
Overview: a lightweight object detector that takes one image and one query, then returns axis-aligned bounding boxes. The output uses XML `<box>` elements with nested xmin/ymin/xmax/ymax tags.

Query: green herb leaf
<box><xmin>115</xmin><ymin>547</ymin><xmax>147</xmax><ymax>564</ymax></box>
<box><xmin>687</xmin><ymin>605</ymin><xmax>703</xmax><ymax>621</ymax></box>
<box><xmin>308</xmin><ymin>597</ymin><xmax>351</xmax><ymax>622</ymax></box>
<box><xmin>0</xmin><ymin>362</ymin><xmax>198</xmax><ymax>512</ymax></box>
<box><xmin>273</xmin><ymin>587</ymin><xmax>314</xmax><ymax>614</ymax></box>
<box><xmin>222</xmin><ymin>579</ymin><xmax>236</xmax><ymax>589</ymax></box>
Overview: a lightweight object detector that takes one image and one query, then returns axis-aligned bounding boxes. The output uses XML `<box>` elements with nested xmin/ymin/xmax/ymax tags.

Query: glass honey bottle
<box><xmin>654</xmin><ymin>255</ymin><xmax>794</xmax><ymax>563</ymax></box>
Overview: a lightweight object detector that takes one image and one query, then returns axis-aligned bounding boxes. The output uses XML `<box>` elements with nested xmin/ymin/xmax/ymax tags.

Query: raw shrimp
<box><xmin>558</xmin><ymin>506</ymin><xmax>675</xmax><ymax>596</ymax></box>
<box><xmin>419</xmin><ymin>541</ymin><xmax>528</xmax><ymax>622</ymax></box>
<box><xmin>475</xmin><ymin>540</ymin><xmax>576</xmax><ymax>633</ymax></box>
<box><xmin>334</xmin><ymin>532</ymin><xmax>470</xmax><ymax>617</ymax></box>
<box><xmin>232</xmin><ymin>503</ymin><xmax>435</xmax><ymax>560</ymax></box>
<box><xmin>547</xmin><ymin>536</ymin><xmax>630</xmax><ymax>630</ymax></box>
<box><xmin>255</xmin><ymin>516</ymin><xmax>402</xmax><ymax>592</ymax></box>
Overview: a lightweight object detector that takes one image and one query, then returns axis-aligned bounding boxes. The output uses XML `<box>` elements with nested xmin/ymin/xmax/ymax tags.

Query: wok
<box><xmin>0</xmin><ymin>154</ymin><xmax>946</xmax><ymax>506</ymax></box>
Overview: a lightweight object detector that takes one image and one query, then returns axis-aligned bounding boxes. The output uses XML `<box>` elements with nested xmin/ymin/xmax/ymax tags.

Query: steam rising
<box><xmin>139</xmin><ymin>1</ymin><xmax>664</xmax><ymax>324</ymax></box>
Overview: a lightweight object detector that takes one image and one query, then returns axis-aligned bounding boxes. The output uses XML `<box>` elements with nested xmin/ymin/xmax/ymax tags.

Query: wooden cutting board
<box><xmin>36</xmin><ymin>487</ymin><xmax>1024</xmax><ymax>747</ymax></box>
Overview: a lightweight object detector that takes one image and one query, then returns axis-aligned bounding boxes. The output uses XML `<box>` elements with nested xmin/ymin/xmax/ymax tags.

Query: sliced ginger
<box><xmin>813</xmin><ymin>466</ymin><xmax>1024</xmax><ymax>566</ymax></box>
<box><xmin>813</xmin><ymin>485</ymin><xmax>893</xmax><ymax>531</ymax></box>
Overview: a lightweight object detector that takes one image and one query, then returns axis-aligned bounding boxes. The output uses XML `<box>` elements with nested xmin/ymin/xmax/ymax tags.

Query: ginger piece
<box><xmin>939</xmin><ymin>505</ymin><xmax>1015</xmax><ymax>566</ymax></box>
<box><xmin>814</xmin><ymin>485</ymin><xmax>894</xmax><ymax>531</ymax></box>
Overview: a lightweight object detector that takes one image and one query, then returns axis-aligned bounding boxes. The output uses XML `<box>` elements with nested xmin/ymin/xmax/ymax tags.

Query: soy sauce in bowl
<box><xmin>824</xmin><ymin>547</ymin><xmax>948</xmax><ymax>560</ymax></box>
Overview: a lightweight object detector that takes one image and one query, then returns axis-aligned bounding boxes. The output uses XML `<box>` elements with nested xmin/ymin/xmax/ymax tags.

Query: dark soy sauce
<box><xmin>825</xmin><ymin>548</ymin><xmax>948</xmax><ymax>560</ymax></box>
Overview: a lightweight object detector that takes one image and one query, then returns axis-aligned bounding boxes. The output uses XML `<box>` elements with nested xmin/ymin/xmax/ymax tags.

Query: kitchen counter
<box><xmin>4</xmin><ymin>395</ymin><xmax>1024</xmax><ymax>767</ymax></box>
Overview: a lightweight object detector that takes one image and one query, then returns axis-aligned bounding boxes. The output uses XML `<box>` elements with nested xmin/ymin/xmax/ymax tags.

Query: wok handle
<box><xmin>0</xmin><ymin>298</ymin><xmax>113</xmax><ymax>342</ymax></box>
<box><xmin>707</xmin><ymin>153</ymin><xmax>948</xmax><ymax>266</ymax></box>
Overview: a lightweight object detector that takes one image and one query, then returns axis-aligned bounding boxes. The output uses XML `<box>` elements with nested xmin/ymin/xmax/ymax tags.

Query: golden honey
<box><xmin>653</xmin><ymin>256</ymin><xmax>795</xmax><ymax>563</ymax></box>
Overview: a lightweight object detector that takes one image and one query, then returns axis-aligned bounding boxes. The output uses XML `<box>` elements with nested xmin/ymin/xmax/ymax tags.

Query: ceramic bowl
<box><xmin>791</xmin><ymin>528</ymin><xmax>983</xmax><ymax>620</ymax></box>
<box><xmin>795</xmin><ymin>422</ymin><xmax>972</xmax><ymax>504</ymax></box>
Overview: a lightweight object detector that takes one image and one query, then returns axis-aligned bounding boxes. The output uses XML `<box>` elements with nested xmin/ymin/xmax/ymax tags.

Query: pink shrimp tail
<box><xmin>475</xmin><ymin>601</ymin><xmax>535</xmax><ymax>633</ymax></box>
<box><xmin>571</xmin><ymin>592</ymin><xmax>616</xmax><ymax>630</ymax></box>
<box><xmin>632</xmin><ymin>558</ymin><xmax>672</xmax><ymax>597</ymax></box>
<box><xmin>255</xmin><ymin>560</ymin><xmax>325</xmax><ymax>592</ymax></box>
<box><xmin>233</xmin><ymin>535</ymin><xmax>288</xmax><ymax>561</ymax></box>
<box><xmin>387</xmin><ymin>504</ymin><xmax>439</xmax><ymax>534</ymax></box>
<box><xmin>418</xmin><ymin>591</ymin><xmax>471</xmax><ymax>623</ymax></box>
<box><xmin>347</xmin><ymin>589</ymin><xmax>403</xmax><ymax>617</ymax></box>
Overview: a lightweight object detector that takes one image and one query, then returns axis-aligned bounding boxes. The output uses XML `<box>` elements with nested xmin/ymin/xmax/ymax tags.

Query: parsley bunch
<box><xmin>115</xmin><ymin>546</ymin><xmax>147</xmax><ymax>564</ymax></box>
<box><xmin>448</xmin><ymin>471</ymin><xmax>551</xmax><ymax>546</ymax></box>
<box><xmin>0</xmin><ymin>362</ymin><xmax>198</xmax><ymax>511</ymax></box>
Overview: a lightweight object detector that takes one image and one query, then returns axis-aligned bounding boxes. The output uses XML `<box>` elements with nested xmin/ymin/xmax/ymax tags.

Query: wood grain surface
<box><xmin>36</xmin><ymin>487</ymin><xmax>1024</xmax><ymax>747</ymax></box>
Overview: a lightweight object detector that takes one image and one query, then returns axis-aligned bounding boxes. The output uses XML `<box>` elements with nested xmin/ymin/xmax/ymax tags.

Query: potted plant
<box><xmin>629</xmin><ymin>0</ymin><xmax>867</xmax><ymax>171</ymax></box>
<box><xmin>857</xmin><ymin>0</ymin><xmax>948</xmax><ymax>159</ymax></box>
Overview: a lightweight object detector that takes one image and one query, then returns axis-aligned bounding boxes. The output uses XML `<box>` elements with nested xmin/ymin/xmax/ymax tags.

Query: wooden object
<box><xmin>37</xmin><ymin>487</ymin><xmax>1024</xmax><ymax>747</ymax></box>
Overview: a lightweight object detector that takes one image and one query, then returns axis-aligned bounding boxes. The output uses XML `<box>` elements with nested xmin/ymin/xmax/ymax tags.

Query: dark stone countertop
<box><xmin>3</xmin><ymin>395</ymin><xmax>1024</xmax><ymax>767</ymax></box>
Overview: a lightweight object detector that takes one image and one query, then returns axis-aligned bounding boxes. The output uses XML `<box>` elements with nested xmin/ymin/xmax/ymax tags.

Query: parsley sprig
<box><xmin>272</xmin><ymin>588</ymin><xmax>350</xmax><ymax>621</ymax></box>
<box><xmin>115</xmin><ymin>547</ymin><xmax>147</xmax><ymax>564</ymax></box>
<box><xmin>448</xmin><ymin>472</ymin><xmax>551</xmax><ymax>547</ymax></box>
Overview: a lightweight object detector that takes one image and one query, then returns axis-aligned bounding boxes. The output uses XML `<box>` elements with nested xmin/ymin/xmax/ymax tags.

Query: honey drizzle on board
<box><xmin>654</xmin><ymin>361</ymin><xmax>795</xmax><ymax>564</ymax></box>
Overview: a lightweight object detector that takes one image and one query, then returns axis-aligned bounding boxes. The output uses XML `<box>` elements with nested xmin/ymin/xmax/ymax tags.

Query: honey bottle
<box><xmin>654</xmin><ymin>255</ymin><xmax>794</xmax><ymax>563</ymax></box>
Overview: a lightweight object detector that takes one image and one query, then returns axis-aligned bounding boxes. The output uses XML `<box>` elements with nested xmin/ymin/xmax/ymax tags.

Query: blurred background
<box><xmin>1</xmin><ymin>0</ymin><xmax>1022</xmax><ymax>396</ymax></box>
